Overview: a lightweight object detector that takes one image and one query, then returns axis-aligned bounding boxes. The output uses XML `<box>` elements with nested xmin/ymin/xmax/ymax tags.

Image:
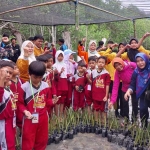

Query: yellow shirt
<box><xmin>99</xmin><ymin>48</ymin><xmax>116</xmax><ymax>81</ymax></box>
<box><xmin>121</xmin><ymin>46</ymin><xmax>150</xmax><ymax>61</ymax></box>
<box><xmin>34</xmin><ymin>46</ymin><xmax>44</xmax><ymax>57</ymax></box>
<box><xmin>16</xmin><ymin>59</ymin><xmax>29</xmax><ymax>82</ymax></box>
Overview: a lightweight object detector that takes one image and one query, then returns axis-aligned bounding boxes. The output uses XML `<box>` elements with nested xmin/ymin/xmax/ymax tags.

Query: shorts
<box><xmin>93</xmin><ymin>100</ymin><xmax>106</xmax><ymax>112</ymax></box>
<box><xmin>109</xmin><ymin>80</ymin><xmax>113</xmax><ymax>93</ymax></box>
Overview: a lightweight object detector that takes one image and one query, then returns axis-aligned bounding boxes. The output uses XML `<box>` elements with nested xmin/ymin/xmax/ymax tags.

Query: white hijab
<box><xmin>88</xmin><ymin>40</ymin><xmax>100</xmax><ymax>57</ymax></box>
<box><xmin>53</xmin><ymin>50</ymin><xmax>67</xmax><ymax>78</ymax></box>
<box><xmin>18</xmin><ymin>40</ymin><xmax>36</xmax><ymax>64</ymax></box>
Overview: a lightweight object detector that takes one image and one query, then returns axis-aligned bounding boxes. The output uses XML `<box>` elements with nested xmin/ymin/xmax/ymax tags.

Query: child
<box><xmin>37</xmin><ymin>54</ymin><xmax>57</xmax><ymax>115</ymax></box>
<box><xmin>53</xmin><ymin>50</ymin><xmax>68</xmax><ymax>117</ymax></box>
<box><xmin>64</xmin><ymin>49</ymin><xmax>77</xmax><ymax>108</ymax></box>
<box><xmin>72</xmin><ymin>63</ymin><xmax>87</xmax><ymax>111</ymax></box>
<box><xmin>18</xmin><ymin>61</ymin><xmax>58</xmax><ymax>150</ymax></box>
<box><xmin>0</xmin><ymin>60</ymin><xmax>16</xmax><ymax>150</ymax></box>
<box><xmin>9</xmin><ymin>62</ymin><xmax>24</xmax><ymax>131</ymax></box>
<box><xmin>46</xmin><ymin>54</ymin><xmax>54</xmax><ymax>70</ymax></box>
<box><xmin>91</xmin><ymin>56</ymin><xmax>110</xmax><ymax>124</ymax></box>
<box><xmin>85</xmin><ymin>56</ymin><xmax>97</xmax><ymax>114</ymax></box>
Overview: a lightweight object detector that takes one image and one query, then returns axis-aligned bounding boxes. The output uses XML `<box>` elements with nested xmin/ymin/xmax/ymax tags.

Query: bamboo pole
<box><xmin>133</xmin><ymin>19</ymin><xmax>136</xmax><ymax>38</ymax></box>
<box><xmin>75</xmin><ymin>0</ymin><xmax>79</xmax><ymax>60</ymax></box>
<box><xmin>85</xmin><ymin>25</ymin><xmax>88</xmax><ymax>51</ymax></box>
<box><xmin>78</xmin><ymin>1</ymin><xmax>132</xmax><ymax>21</ymax></box>
<box><xmin>0</xmin><ymin>0</ymin><xmax>73</xmax><ymax>16</ymax></box>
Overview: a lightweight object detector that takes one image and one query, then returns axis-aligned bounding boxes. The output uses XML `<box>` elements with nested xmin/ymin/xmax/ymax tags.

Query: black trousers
<box><xmin>122</xmin><ymin>92</ymin><xmax>138</xmax><ymax>120</ymax></box>
<box><xmin>139</xmin><ymin>94</ymin><xmax>150</xmax><ymax>127</ymax></box>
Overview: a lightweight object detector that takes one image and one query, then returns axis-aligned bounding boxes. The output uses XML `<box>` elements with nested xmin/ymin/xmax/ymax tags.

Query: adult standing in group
<box><xmin>51</xmin><ymin>43</ymin><xmax>56</xmax><ymax>62</ymax></box>
<box><xmin>125</xmin><ymin>53</ymin><xmax>150</xmax><ymax>127</ymax></box>
<box><xmin>58</xmin><ymin>39</ymin><xmax>68</xmax><ymax>51</ymax></box>
<box><xmin>16</xmin><ymin>40</ymin><xmax>36</xmax><ymax>82</ymax></box>
<box><xmin>0</xmin><ymin>33</ymin><xmax>14</xmax><ymax>60</ymax></box>
<box><xmin>109</xmin><ymin>57</ymin><xmax>137</xmax><ymax>120</ymax></box>
<box><xmin>34</xmin><ymin>35</ymin><xmax>44</xmax><ymax>57</ymax></box>
<box><xmin>88</xmin><ymin>40</ymin><xmax>100</xmax><ymax>58</ymax></box>
<box><xmin>11</xmin><ymin>37</ymin><xmax>21</xmax><ymax>63</ymax></box>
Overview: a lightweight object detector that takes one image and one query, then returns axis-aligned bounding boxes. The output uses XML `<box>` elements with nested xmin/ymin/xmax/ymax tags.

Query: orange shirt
<box><xmin>77</xmin><ymin>44</ymin><xmax>88</xmax><ymax>63</ymax></box>
<box><xmin>16</xmin><ymin>59</ymin><xmax>29</xmax><ymax>82</ymax></box>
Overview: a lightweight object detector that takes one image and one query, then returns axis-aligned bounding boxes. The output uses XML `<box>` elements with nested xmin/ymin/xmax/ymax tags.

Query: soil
<box><xmin>46</xmin><ymin>133</ymin><xmax>126</xmax><ymax>150</ymax></box>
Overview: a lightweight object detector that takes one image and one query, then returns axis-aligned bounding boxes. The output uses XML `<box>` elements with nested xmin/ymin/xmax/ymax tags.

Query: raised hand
<box><xmin>143</xmin><ymin>32</ymin><xmax>150</xmax><ymax>39</ymax></box>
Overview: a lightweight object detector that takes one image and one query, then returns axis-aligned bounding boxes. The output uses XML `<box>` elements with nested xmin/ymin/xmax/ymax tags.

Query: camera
<box><xmin>47</xmin><ymin>43</ymin><xmax>51</xmax><ymax>49</ymax></box>
<box><xmin>78</xmin><ymin>85</ymin><xmax>84</xmax><ymax>92</ymax></box>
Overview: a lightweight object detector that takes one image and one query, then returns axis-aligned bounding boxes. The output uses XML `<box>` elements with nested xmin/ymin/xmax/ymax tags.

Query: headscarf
<box><xmin>64</xmin><ymin>49</ymin><xmax>76</xmax><ymax>63</ymax></box>
<box><xmin>135</xmin><ymin>53</ymin><xmax>150</xmax><ymax>98</ymax></box>
<box><xmin>53</xmin><ymin>50</ymin><xmax>67</xmax><ymax>78</ymax></box>
<box><xmin>112</xmin><ymin>57</ymin><xmax>125</xmax><ymax>68</ymax></box>
<box><xmin>127</xmin><ymin>38</ymin><xmax>139</xmax><ymax>62</ymax></box>
<box><xmin>88</xmin><ymin>40</ymin><xmax>100</xmax><ymax>57</ymax></box>
<box><xmin>64</xmin><ymin>49</ymin><xmax>76</xmax><ymax>74</ymax></box>
<box><xmin>18</xmin><ymin>40</ymin><xmax>36</xmax><ymax>64</ymax></box>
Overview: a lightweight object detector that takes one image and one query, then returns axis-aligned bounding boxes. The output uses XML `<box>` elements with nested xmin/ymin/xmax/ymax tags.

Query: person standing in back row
<box><xmin>58</xmin><ymin>39</ymin><xmax>68</xmax><ymax>51</ymax></box>
<box><xmin>11</xmin><ymin>38</ymin><xmax>20</xmax><ymax>63</ymax></box>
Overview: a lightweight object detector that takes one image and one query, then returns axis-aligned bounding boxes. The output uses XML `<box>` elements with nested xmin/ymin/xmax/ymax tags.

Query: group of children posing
<box><xmin>0</xmin><ymin>32</ymin><xmax>150</xmax><ymax>150</ymax></box>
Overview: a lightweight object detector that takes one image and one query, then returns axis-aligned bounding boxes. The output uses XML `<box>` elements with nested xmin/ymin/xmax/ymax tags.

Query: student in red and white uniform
<box><xmin>10</xmin><ymin>62</ymin><xmax>24</xmax><ymax>132</ymax></box>
<box><xmin>37</xmin><ymin>54</ymin><xmax>57</xmax><ymax>116</ymax></box>
<box><xmin>53</xmin><ymin>50</ymin><xmax>68</xmax><ymax>117</ymax></box>
<box><xmin>72</xmin><ymin>63</ymin><xmax>87</xmax><ymax>111</ymax></box>
<box><xmin>0</xmin><ymin>61</ymin><xmax>16</xmax><ymax>150</ymax></box>
<box><xmin>91</xmin><ymin>56</ymin><xmax>111</xmax><ymax>124</ymax></box>
<box><xmin>64</xmin><ymin>49</ymin><xmax>77</xmax><ymax>109</ymax></box>
<box><xmin>85</xmin><ymin>56</ymin><xmax>97</xmax><ymax>115</ymax></box>
<box><xmin>18</xmin><ymin>61</ymin><xmax>58</xmax><ymax>150</ymax></box>
<box><xmin>37</xmin><ymin>54</ymin><xmax>57</xmax><ymax>97</ymax></box>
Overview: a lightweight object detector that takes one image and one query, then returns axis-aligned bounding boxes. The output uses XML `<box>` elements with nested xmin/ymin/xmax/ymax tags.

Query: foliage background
<box><xmin>0</xmin><ymin>0</ymin><xmax>150</xmax><ymax>50</ymax></box>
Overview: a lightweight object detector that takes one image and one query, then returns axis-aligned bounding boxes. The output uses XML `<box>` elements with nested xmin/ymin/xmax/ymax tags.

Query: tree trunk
<box><xmin>62</xmin><ymin>31</ymin><xmax>70</xmax><ymax>49</ymax></box>
<box><xmin>13</xmin><ymin>31</ymin><xmax>23</xmax><ymax>46</ymax></box>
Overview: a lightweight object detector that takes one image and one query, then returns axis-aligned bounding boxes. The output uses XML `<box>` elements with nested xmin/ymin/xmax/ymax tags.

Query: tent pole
<box><xmin>0</xmin><ymin>0</ymin><xmax>73</xmax><ymax>15</ymax></box>
<box><xmin>54</xmin><ymin>25</ymin><xmax>56</xmax><ymax>45</ymax></box>
<box><xmin>85</xmin><ymin>24</ymin><xmax>88</xmax><ymax>50</ymax></box>
<box><xmin>75</xmin><ymin>0</ymin><xmax>79</xmax><ymax>59</ymax></box>
<box><xmin>133</xmin><ymin>19</ymin><xmax>136</xmax><ymax>38</ymax></box>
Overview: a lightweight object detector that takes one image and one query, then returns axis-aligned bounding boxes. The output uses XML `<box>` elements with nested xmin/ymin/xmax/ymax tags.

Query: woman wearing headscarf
<box><xmin>116</xmin><ymin>38</ymin><xmax>150</xmax><ymax>61</ymax></box>
<box><xmin>16</xmin><ymin>40</ymin><xmax>36</xmax><ymax>82</ymax></box>
<box><xmin>88</xmin><ymin>40</ymin><xmax>100</xmax><ymax>58</ymax></box>
<box><xmin>109</xmin><ymin>57</ymin><xmax>138</xmax><ymax>120</ymax></box>
<box><xmin>125</xmin><ymin>53</ymin><xmax>150</xmax><ymax>127</ymax></box>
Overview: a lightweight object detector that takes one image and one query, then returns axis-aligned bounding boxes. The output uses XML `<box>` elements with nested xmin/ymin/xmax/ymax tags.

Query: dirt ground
<box><xmin>46</xmin><ymin>133</ymin><xmax>126</xmax><ymax>150</ymax></box>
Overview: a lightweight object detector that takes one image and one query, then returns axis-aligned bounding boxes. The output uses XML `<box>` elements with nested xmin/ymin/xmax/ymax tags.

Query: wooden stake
<box><xmin>78</xmin><ymin>1</ymin><xmax>132</xmax><ymax>21</ymax></box>
<box><xmin>0</xmin><ymin>0</ymin><xmax>73</xmax><ymax>16</ymax></box>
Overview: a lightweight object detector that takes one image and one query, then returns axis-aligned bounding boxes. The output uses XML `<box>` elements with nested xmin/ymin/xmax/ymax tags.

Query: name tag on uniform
<box><xmin>87</xmin><ymin>85</ymin><xmax>91</xmax><ymax>91</ymax></box>
<box><xmin>13</xmin><ymin>116</ymin><xmax>16</xmax><ymax>128</ymax></box>
<box><xmin>32</xmin><ymin>113</ymin><xmax>39</xmax><ymax>124</ymax></box>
